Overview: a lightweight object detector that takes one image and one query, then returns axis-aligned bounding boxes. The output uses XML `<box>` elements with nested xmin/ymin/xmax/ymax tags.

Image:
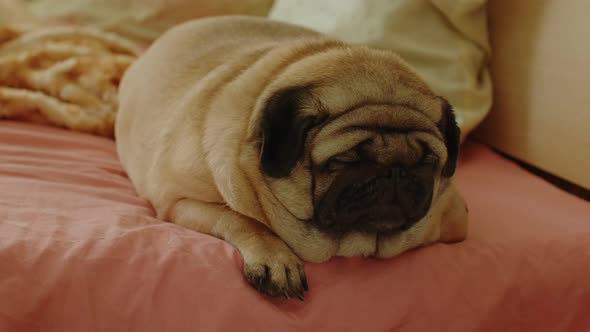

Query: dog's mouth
<box><xmin>312</xmin><ymin>163</ymin><xmax>435</xmax><ymax>235</ymax></box>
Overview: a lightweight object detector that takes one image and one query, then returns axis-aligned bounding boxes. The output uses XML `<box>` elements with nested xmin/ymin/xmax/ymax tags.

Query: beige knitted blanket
<box><xmin>0</xmin><ymin>25</ymin><xmax>141</xmax><ymax>137</ymax></box>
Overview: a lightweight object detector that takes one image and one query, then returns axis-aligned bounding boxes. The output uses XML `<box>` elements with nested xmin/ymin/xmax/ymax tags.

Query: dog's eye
<box><xmin>333</xmin><ymin>152</ymin><xmax>359</xmax><ymax>163</ymax></box>
<box><xmin>326</xmin><ymin>151</ymin><xmax>360</xmax><ymax>172</ymax></box>
<box><xmin>422</xmin><ymin>154</ymin><xmax>439</xmax><ymax>167</ymax></box>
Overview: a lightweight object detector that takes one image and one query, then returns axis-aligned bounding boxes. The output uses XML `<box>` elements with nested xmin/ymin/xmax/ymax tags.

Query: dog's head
<box><xmin>246</xmin><ymin>46</ymin><xmax>467</xmax><ymax>259</ymax></box>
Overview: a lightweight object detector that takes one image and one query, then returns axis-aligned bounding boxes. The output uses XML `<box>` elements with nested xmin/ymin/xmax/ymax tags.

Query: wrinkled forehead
<box><xmin>309</xmin><ymin>79</ymin><xmax>444</xmax><ymax>123</ymax></box>
<box><xmin>310</xmin><ymin>109</ymin><xmax>446</xmax><ymax>167</ymax></box>
<box><xmin>310</xmin><ymin>102</ymin><xmax>442</xmax><ymax>158</ymax></box>
<box><xmin>306</xmin><ymin>69</ymin><xmax>447</xmax><ymax>160</ymax></box>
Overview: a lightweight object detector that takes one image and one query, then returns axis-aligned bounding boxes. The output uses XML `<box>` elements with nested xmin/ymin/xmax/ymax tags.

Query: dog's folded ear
<box><xmin>438</xmin><ymin>99</ymin><xmax>461</xmax><ymax>177</ymax></box>
<box><xmin>259</xmin><ymin>87</ymin><xmax>317</xmax><ymax>178</ymax></box>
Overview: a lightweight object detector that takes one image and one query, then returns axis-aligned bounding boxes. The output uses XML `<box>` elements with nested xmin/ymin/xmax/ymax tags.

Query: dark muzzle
<box><xmin>314</xmin><ymin>163</ymin><xmax>435</xmax><ymax>234</ymax></box>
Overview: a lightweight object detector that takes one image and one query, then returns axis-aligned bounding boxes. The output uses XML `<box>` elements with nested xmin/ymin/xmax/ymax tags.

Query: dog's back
<box><xmin>115</xmin><ymin>16</ymin><xmax>329</xmax><ymax>220</ymax></box>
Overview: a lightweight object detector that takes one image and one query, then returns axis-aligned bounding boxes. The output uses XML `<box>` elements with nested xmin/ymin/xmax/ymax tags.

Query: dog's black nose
<box><xmin>314</xmin><ymin>163</ymin><xmax>434</xmax><ymax>233</ymax></box>
<box><xmin>394</xmin><ymin>166</ymin><xmax>434</xmax><ymax>226</ymax></box>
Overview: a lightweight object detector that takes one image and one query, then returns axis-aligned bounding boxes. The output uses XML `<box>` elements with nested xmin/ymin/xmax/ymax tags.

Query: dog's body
<box><xmin>116</xmin><ymin>16</ymin><xmax>468</xmax><ymax>299</ymax></box>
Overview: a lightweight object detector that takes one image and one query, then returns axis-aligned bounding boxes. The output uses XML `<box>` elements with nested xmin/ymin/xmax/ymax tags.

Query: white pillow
<box><xmin>269</xmin><ymin>0</ymin><xmax>492</xmax><ymax>142</ymax></box>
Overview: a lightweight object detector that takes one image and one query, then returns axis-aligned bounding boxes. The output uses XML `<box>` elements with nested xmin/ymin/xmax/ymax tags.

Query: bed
<box><xmin>2</xmin><ymin>0</ymin><xmax>590</xmax><ymax>331</ymax></box>
<box><xmin>1</xmin><ymin>120</ymin><xmax>589</xmax><ymax>331</ymax></box>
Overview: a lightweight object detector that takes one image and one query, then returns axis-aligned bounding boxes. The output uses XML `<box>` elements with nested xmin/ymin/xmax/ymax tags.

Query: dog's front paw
<box><xmin>242</xmin><ymin>242</ymin><xmax>308</xmax><ymax>300</ymax></box>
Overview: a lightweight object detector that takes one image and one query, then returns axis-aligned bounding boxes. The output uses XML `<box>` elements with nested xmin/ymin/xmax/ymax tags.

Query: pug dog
<box><xmin>115</xmin><ymin>16</ymin><xmax>468</xmax><ymax>300</ymax></box>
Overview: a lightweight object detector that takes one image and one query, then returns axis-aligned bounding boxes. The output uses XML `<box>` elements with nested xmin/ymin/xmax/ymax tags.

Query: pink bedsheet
<box><xmin>1</xmin><ymin>121</ymin><xmax>589</xmax><ymax>332</ymax></box>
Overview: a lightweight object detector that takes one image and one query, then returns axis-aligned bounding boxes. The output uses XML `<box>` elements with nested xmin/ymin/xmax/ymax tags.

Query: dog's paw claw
<box><xmin>243</xmin><ymin>254</ymin><xmax>307</xmax><ymax>300</ymax></box>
